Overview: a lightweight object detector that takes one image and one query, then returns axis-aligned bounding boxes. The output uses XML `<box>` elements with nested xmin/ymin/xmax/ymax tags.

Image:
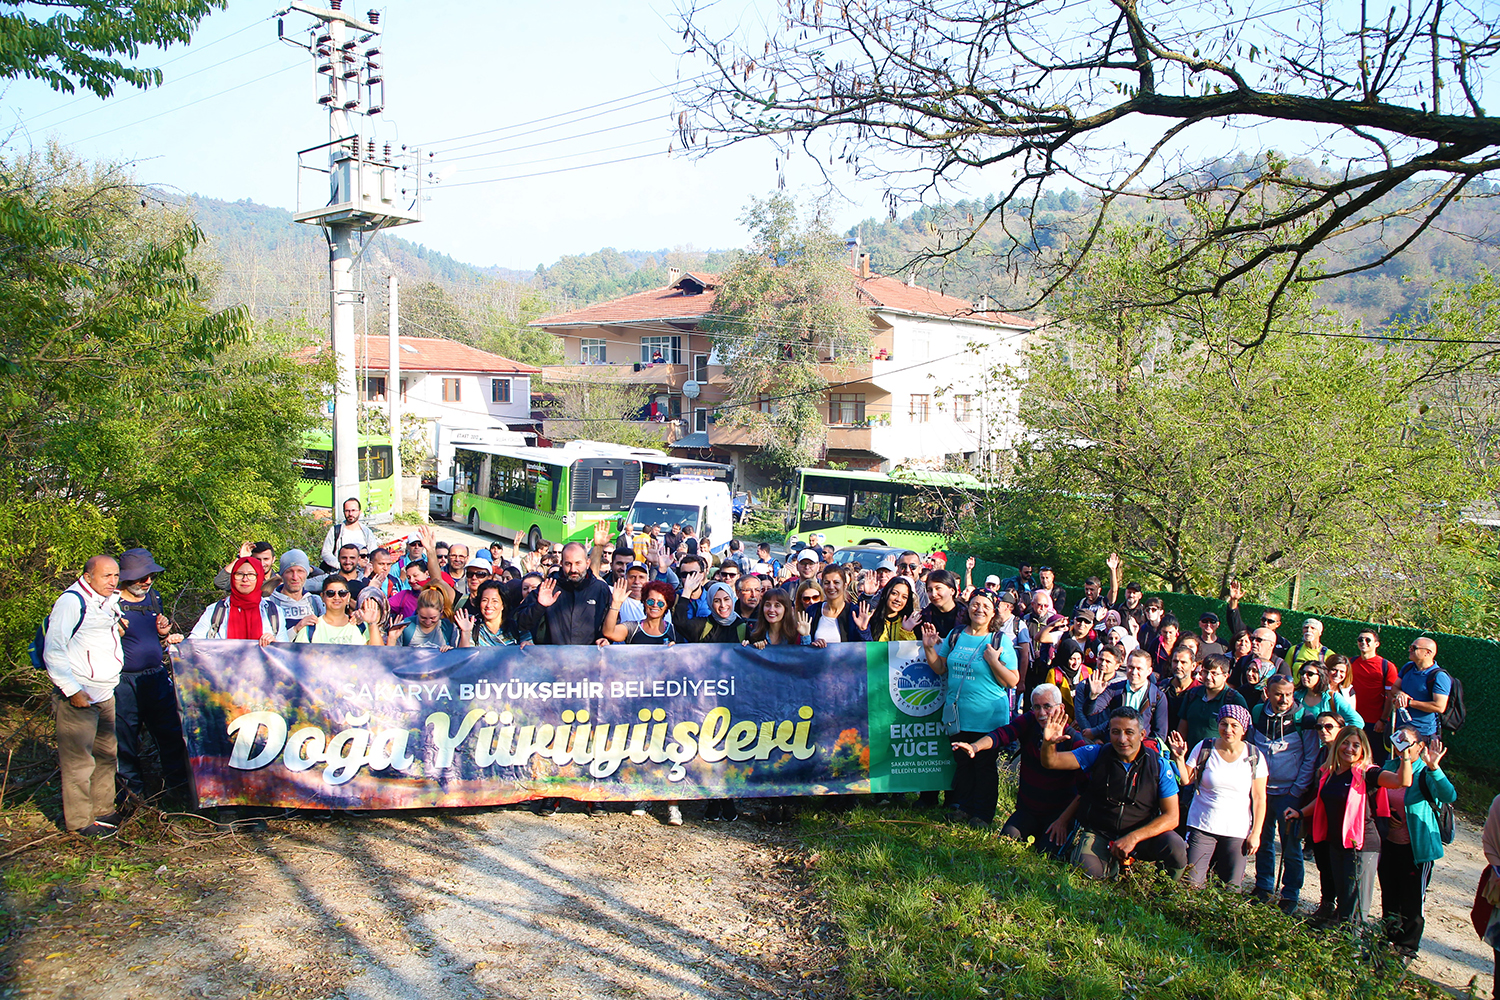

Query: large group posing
<box><xmin>41</xmin><ymin>498</ymin><xmax>1461</xmax><ymax>959</ymax></box>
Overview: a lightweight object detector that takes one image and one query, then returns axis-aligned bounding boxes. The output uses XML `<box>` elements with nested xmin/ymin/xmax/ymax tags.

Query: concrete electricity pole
<box><xmin>280</xmin><ymin>0</ymin><xmax>420</xmax><ymax>516</ymax></box>
<box><xmin>388</xmin><ymin>273</ymin><xmax>402</xmax><ymax>512</ymax></box>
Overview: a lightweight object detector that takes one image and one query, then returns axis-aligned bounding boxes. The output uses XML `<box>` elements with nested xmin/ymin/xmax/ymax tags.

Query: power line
<box><xmin>73</xmin><ymin>62</ymin><xmax>304</xmax><ymax>144</ymax></box>
<box><xmin>431</xmin><ymin>149</ymin><xmax>671</xmax><ymax>190</ymax></box>
<box><xmin>15</xmin><ymin>16</ymin><xmax>274</xmax><ymax>128</ymax></box>
<box><xmin>440</xmin><ymin>113</ymin><xmax>667</xmax><ymax>164</ymax></box>
<box><xmin>22</xmin><ymin>40</ymin><xmax>282</xmax><ymax>133</ymax></box>
<box><xmin>449</xmin><ymin>136</ymin><xmax>668</xmax><ymax>179</ymax></box>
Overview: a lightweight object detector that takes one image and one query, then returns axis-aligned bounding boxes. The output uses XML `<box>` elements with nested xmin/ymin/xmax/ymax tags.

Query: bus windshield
<box><xmin>628</xmin><ymin>502</ymin><xmax>702</xmax><ymax>533</ymax></box>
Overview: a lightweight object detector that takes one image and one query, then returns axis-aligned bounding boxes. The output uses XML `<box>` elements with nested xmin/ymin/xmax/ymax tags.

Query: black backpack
<box><xmin>1439</xmin><ymin>670</ymin><xmax>1466</xmax><ymax>733</ymax></box>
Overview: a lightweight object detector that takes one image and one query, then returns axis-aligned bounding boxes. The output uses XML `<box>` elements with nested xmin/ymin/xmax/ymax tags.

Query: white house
<box><xmin>348</xmin><ymin>335</ymin><xmax>541</xmax><ymax>475</ymax></box>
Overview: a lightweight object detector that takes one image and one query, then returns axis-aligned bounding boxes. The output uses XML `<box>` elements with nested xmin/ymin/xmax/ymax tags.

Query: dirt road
<box><xmin>2</xmin><ymin>805</ymin><xmax>839</xmax><ymax>1000</ymax></box>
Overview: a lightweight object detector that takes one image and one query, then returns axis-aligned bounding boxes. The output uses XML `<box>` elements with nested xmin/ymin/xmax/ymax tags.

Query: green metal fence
<box><xmin>949</xmin><ymin>553</ymin><xmax>1500</xmax><ymax>770</ymax></box>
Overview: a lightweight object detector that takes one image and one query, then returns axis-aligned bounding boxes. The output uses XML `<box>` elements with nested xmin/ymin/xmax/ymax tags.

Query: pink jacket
<box><xmin>1312</xmin><ymin>763</ymin><xmax>1389</xmax><ymax>850</ymax></box>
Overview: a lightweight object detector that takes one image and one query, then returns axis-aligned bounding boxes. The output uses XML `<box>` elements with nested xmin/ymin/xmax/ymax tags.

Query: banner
<box><xmin>171</xmin><ymin>639</ymin><xmax>956</xmax><ymax>809</ymax></box>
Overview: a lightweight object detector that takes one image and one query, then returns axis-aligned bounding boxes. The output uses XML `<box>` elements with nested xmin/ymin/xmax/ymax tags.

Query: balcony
<box><xmin>542</xmin><ymin>417</ymin><xmax>687</xmax><ymax>444</ymax></box>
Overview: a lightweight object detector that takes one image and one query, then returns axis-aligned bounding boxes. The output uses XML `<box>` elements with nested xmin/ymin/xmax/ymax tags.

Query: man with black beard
<box><xmin>522</xmin><ymin>542</ymin><xmax>613</xmax><ymax>646</ymax></box>
<box><xmin>519</xmin><ymin>541</ymin><xmax>614</xmax><ymax>816</ymax></box>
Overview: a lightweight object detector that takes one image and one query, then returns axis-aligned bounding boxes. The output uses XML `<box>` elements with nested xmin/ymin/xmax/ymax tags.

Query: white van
<box><xmin>626</xmin><ymin>477</ymin><xmax>734</xmax><ymax>554</ymax></box>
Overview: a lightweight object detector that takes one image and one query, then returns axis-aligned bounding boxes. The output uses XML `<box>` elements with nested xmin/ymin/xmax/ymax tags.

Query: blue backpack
<box><xmin>28</xmin><ymin>591</ymin><xmax>86</xmax><ymax>672</ymax></box>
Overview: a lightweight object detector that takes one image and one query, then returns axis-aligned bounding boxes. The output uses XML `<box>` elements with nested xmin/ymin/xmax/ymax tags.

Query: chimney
<box><xmin>667</xmin><ymin>266</ymin><xmax>681</xmax><ymax>286</ymax></box>
<box><xmin>858</xmin><ymin>252</ymin><xmax>871</xmax><ymax>279</ymax></box>
<box><xmin>977</xmin><ymin>295</ymin><xmax>989</xmax><ymax>312</ymax></box>
<box><xmin>847</xmin><ymin>238</ymin><xmax>860</xmax><ymax>269</ymax></box>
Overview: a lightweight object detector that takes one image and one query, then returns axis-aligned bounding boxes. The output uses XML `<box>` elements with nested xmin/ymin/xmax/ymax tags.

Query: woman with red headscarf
<box><xmin>189</xmin><ymin>557</ymin><xmax>290</xmax><ymax>646</ymax></box>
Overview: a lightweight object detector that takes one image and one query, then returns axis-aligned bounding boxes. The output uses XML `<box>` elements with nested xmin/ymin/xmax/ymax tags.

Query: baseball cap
<box><xmin>796</xmin><ymin>550</ymin><xmax>819</xmax><ymax>563</ymax></box>
<box><xmin>984</xmin><ymin>574</ymin><xmax>1001</xmax><ymax>586</ymax></box>
<box><xmin>877</xmin><ymin>557</ymin><xmax>898</xmax><ymax>571</ymax></box>
<box><xmin>1199</xmin><ymin>612</ymin><xmax>1220</xmax><ymax>624</ymax></box>
<box><xmin>996</xmin><ymin>590</ymin><xmax>1019</xmax><ymax>606</ymax></box>
<box><xmin>1073</xmin><ymin>609</ymin><xmax>1096</xmax><ymax>624</ymax></box>
<box><xmin>627</xmin><ymin>561</ymin><xmax>650</xmax><ymax>574</ymax></box>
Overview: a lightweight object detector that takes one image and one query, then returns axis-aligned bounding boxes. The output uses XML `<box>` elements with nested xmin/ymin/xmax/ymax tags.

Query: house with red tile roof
<box><xmin>532</xmin><ymin>257</ymin><xmax>1035</xmax><ymax>483</ymax></box>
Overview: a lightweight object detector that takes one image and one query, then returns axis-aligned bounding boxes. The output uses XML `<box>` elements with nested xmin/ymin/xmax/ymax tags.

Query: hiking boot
<box><xmin>95</xmin><ymin>810</ymin><xmax>126</xmax><ymax>828</ymax></box>
<box><xmin>583</xmin><ymin>802</ymin><xmax>600</xmax><ymax>817</ymax></box>
<box><xmin>630</xmin><ymin>803</ymin><xmax>649</xmax><ymax>817</ymax></box>
<box><xmin>1250</xmin><ymin>887</ymin><xmax>1274</xmax><ymax>904</ymax></box>
<box><xmin>75</xmin><ymin>822</ymin><xmax>117</xmax><ymax>840</ymax></box>
<box><xmin>666</xmin><ymin>805</ymin><xmax>683</xmax><ymax>827</ymax></box>
<box><xmin>535</xmin><ymin>798</ymin><xmax>559</xmax><ymax>817</ymax></box>
<box><xmin>1278</xmin><ymin>897</ymin><xmax>1300</xmax><ymax>916</ymax></box>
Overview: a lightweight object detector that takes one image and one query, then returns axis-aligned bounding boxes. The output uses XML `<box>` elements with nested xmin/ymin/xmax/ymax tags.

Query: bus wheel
<box><xmin>468</xmin><ymin>509</ymin><xmax>481</xmax><ymax>535</ymax></box>
<box><xmin>527</xmin><ymin>526</ymin><xmax>542</xmax><ymax>553</ymax></box>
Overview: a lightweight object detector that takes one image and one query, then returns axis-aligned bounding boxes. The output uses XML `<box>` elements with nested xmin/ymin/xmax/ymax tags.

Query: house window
<box><xmin>828</xmin><ymin>393</ymin><xmax>865</xmax><ymax>425</ymax></box>
<box><xmin>694</xmin><ymin>408</ymin><xmax>708</xmax><ymax>433</ymax></box>
<box><xmin>580</xmin><ymin>339</ymin><xmax>606</xmax><ymax>364</ymax></box>
<box><xmin>363</xmin><ymin>376</ymin><xmax>386</xmax><ymax>401</ymax></box>
<box><xmin>954</xmin><ymin>394</ymin><xmax>973</xmax><ymax>422</ymax></box>
<box><xmin>756</xmin><ymin>394</ymin><xmax>774</xmax><ymax>415</ymax></box>
<box><xmin>910</xmin><ymin>394</ymin><xmax>929</xmax><ymax>423</ymax></box>
<box><xmin>694</xmin><ymin>354</ymin><xmax>709</xmax><ymax>382</ymax></box>
<box><xmin>399</xmin><ymin>378</ymin><xmax>409</xmax><ymax>403</ymax></box>
<box><xmin>443</xmin><ymin>378</ymin><xmax>461</xmax><ymax>403</ymax></box>
<box><xmin>491</xmin><ymin>378</ymin><xmax>511</xmax><ymax>404</ymax></box>
<box><xmin>640</xmin><ymin>335</ymin><xmax>681</xmax><ymax>364</ymax></box>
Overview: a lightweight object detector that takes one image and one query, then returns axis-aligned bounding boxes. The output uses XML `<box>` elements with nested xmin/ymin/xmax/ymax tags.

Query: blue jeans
<box><xmin>1255</xmin><ymin>792</ymin><xmax>1305</xmax><ymax>901</ymax></box>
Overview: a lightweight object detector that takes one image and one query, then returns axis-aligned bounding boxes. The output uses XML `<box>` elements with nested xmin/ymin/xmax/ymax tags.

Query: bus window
<box><xmin>850</xmin><ymin>488</ymin><xmax>893</xmax><ymax>527</ymax></box>
<box><xmin>592</xmin><ymin>468</ymin><xmax>620</xmax><ymax>501</ymax></box>
<box><xmin>804</xmin><ymin>492</ymin><xmax>849</xmax><ymax>528</ymax></box>
<box><xmin>452</xmin><ymin>449</ymin><xmax>483</xmax><ymax>495</ymax></box>
<box><xmin>298</xmin><ymin>449</ymin><xmax>332</xmax><ymax>482</ymax></box>
<box><xmin>894</xmin><ymin>487</ymin><xmax>945</xmax><ymax>532</ymax></box>
<box><xmin>358</xmin><ymin>446</ymin><xmax>392</xmax><ymax>482</ymax></box>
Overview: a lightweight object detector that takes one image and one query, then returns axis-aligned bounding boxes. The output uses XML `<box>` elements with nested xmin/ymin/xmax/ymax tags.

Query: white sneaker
<box><xmin>666</xmin><ymin>805</ymin><xmax>683</xmax><ymax>826</ymax></box>
<box><xmin>630</xmin><ymin>802</ymin><xmax>649</xmax><ymax>817</ymax></box>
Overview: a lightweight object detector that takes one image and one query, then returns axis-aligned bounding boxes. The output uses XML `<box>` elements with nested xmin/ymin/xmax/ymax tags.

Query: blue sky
<box><xmin>2</xmin><ymin>0</ymin><xmax>890</xmax><ymax>270</ymax></box>
<box><xmin>3</xmin><ymin>1</ymin><xmax>1480</xmax><ymax>273</ymax></box>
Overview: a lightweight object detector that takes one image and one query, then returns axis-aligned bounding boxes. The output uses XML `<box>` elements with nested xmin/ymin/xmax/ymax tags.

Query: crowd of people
<box><xmin>38</xmin><ymin>497</ymin><xmax>1465</xmax><ymax>959</ymax></box>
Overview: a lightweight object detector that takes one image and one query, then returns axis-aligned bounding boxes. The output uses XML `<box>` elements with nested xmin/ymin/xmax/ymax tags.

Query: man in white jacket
<box><xmin>43</xmin><ymin>555</ymin><xmax>126</xmax><ymax>838</ymax></box>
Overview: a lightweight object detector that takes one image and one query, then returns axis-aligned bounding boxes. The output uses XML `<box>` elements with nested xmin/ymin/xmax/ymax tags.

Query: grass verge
<box><xmin>797</xmin><ymin>805</ymin><xmax>1446</xmax><ymax>1000</ymax></box>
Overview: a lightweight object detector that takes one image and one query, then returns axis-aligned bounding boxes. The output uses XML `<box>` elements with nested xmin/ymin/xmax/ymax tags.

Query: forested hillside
<box><xmin>185</xmin><ymin>171</ymin><xmax>1500</xmax><ymax>355</ymax></box>
<box><xmin>844</xmin><ymin>161</ymin><xmax>1500</xmax><ymax>329</ymax></box>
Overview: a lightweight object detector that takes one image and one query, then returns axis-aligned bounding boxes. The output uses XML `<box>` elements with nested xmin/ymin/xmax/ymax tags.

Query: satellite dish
<box><xmin>683</xmin><ymin>380</ymin><xmax>702</xmax><ymax>399</ymax></box>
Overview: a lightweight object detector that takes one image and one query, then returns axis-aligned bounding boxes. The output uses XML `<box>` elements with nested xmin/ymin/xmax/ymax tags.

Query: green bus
<box><xmin>784</xmin><ymin>467</ymin><xmax>987</xmax><ymax>552</ymax></box>
<box><xmin>297</xmin><ymin>433</ymin><xmax>396</xmax><ymax>513</ymax></box>
<box><xmin>451</xmin><ymin>444</ymin><xmax>642</xmax><ymax>551</ymax></box>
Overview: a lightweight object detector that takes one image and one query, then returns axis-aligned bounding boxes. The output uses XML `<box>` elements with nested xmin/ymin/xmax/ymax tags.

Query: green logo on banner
<box><xmin>865</xmin><ymin>641</ymin><xmax>956</xmax><ymax>794</ymax></box>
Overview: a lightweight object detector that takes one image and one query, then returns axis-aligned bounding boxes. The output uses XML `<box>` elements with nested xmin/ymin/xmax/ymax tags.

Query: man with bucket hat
<box><xmin>114</xmin><ymin>547</ymin><xmax>190</xmax><ymax>807</ymax></box>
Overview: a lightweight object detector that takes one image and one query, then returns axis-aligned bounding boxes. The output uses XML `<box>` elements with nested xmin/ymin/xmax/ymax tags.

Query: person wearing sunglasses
<box><xmin>1349</xmin><ymin>628</ymin><xmax>1400</xmax><ymax>763</ymax></box>
<box><xmin>599</xmin><ymin>580</ymin><xmax>677</xmax><ymax>646</ymax></box>
<box><xmin>113</xmin><ymin>548</ymin><xmax>187</xmax><ymax>811</ymax></box>
<box><xmin>291</xmin><ymin>575</ymin><xmax>382</xmax><ymax>645</ymax></box>
<box><xmin>1293</xmin><ymin>661</ymin><xmax>1362</xmax><ymax>728</ymax></box>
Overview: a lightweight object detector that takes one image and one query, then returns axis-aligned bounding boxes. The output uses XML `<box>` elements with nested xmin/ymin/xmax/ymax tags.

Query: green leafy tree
<box><xmin>0</xmin><ymin>0</ymin><xmax>226</xmax><ymax>97</ymax></box>
<box><xmin>536</xmin><ymin>373</ymin><xmax>661</xmax><ymax>450</ymax></box>
<box><xmin>1012</xmin><ymin>219</ymin><xmax>1485</xmax><ymax>609</ymax></box>
<box><xmin>703</xmin><ymin>195</ymin><xmax>870</xmax><ymax>469</ymax></box>
<box><xmin>0</xmin><ymin>147</ymin><xmax>326</xmax><ymax>690</ymax></box>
